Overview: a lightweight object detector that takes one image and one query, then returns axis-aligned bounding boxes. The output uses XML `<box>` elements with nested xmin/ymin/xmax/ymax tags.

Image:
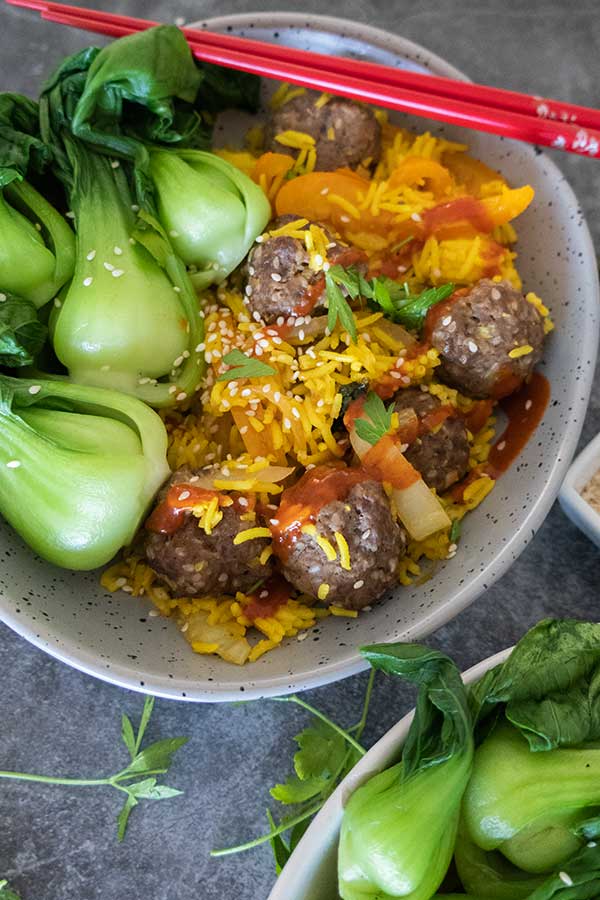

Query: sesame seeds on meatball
<box><xmin>428</xmin><ymin>279</ymin><xmax>545</xmax><ymax>399</ymax></box>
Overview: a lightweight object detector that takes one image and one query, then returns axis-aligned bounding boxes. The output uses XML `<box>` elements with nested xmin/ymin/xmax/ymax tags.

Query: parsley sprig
<box><xmin>0</xmin><ymin>881</ymin><xmax>20</xmax><ymax>900</ymax></box>
<box><xmin>327</xmin><ymin>263</ymin><xmax>455</xmax><ymax>333</ymax></box>
<box><xmin>217</xmin><ymin>349</ymin><xmax>277</xmax><ymax>382</ymax></box>
<box><xmin>325</xmin><ymin>270</ymin><xmax>358</xmax><ymax>343</ymax></box>
<box><xmin>0</xmin><ymin>696</ymin><xmax>187</xmax><ymax>842</ymax></box>
<box><xmin>211</xmin><ymin>670</ymin><xmax>375</xmax><ymax>868</ymax></box>
<box><xmin>353</xmin><ymin>391</ymin><xmax>395</xmax><ymax>446</ymax></box>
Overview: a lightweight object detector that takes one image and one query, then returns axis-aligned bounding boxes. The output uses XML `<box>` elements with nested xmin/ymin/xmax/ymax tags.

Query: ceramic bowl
<box><xmin>267</xmin><ymin>647</ymin><xmax>511</xmax><ymax>900</ymax></box>
<box><xmin>0</xmin><ymin>14</ymin><xmax>597</xmax><ymax>701</ymax></box>
<box><xmin>559</xmin><ymin>432</ymin><xmax>600</xmax><ymax>549</ymax></box>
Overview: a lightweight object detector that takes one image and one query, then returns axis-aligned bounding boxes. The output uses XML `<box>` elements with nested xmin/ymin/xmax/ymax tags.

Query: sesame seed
<box><xmin>173</xmin><ymin>356</ymin><xmax>184</xmax><ymax>368</ymax></box>
<box><xmin>111</xmin><ymin>269</ymin><xmax>124</xmax><ymax>278</ymax></box>
<box><xmin>442</xmin><ymin>315</ymin><xmax>452</xmax><ymax>326</ymax></box>
<box><xmin>66</xmin><ymin>211</ymin><xmax>75</xmax><ymax>219</ymax></box>
<box><xmin>320</xmin><ymin>187</ymin><xmax>329</xmax><ymax>195</ymax></box>
<box><xmin>255</xmin><ymin>235</ymin><xmax>263</xmax><ymax>243</ymax></box>
<box><xmin>496</xmin><ymin>440</ymin><xmax>506</xmax><ymax>452</ymax></box>
<box><xmin>262</xmin><ymin>384</ymin><xmax>271</xmax><ymax>394</ymax></box>
<box><xmin>353</xmin><ymin>579</ymin><xmax>364</xmax><ymax>590</ymax></box>
<box><xmin>180</xmin><ymin>622</ymin><xmax>189</xmax><ymax>633</ymax></box>
<box><xmin>298</xmin><ymin>329</ymin><xmax>305</xmax><ymax>340</ymax></box>
<box><xmin>467</xmin><ymin>340</ymin><xmax>478</xmax><ymax>354</ymax></box>
<box><xmin>245</xmin><ymin>285</ymin><xmax>253</xmax><ymax>297</ymax></box>
<box><xmin>176</xmin><ymin>392</ymin><xmax>187</xmax><ymax>401</ymax></box>
<box><xmin>248</xmin><ymin>266</ymin><xmax>255</xmax><ymax>276</ymax></box>
<box><xmin>313</xmin><ymin>254</ymin><xmax>323</xmax><ymax>266</ymax></box>
<box><xmin>178</xmin><ymin>490</ymin><xmax>191</xmax><ymax>501</ymax></box>
<box><xmin>6</xmin><ymin>460</ymin><xmax>20</xmax><ymax>468</ymax></box>
<box><xmin>218</xmin><ymin>572</ymin><xmax>228</xmax><ymax>583</ymax></box>
<box><xmin>168</xmin><ymin>385</ymin><xmax>178</xmax><ymax>394</ymax></box>
<box><xmin>410</xmin><ymin>212</ymin><xmax>422</xmax><ymax>222</ymax></box>
<box><xmin>491</xmin><ymin>287</ymin><xmax>501</xmax><ymax>301</ymax></box>
<box><xmin>558</xmin><ymin>873</ymin><xmax>573</xmax><ymax>887</ymax></box>
<box><xmin>110</xmin><ymin>159</ymin><xmax>120</xmax><ymax>169</ymax></box>
<box><xmin>255</xmin><ymin>347</ymin><xmax>263</xmax><ymax>356</ymax></box>
<box><xmin>525</xmin><ymin>399</ymin><xmax>533</xmax><ymax>410</ymax></box>
<box><xmin>0</xmin><ymin>293</ymin><xmax>5</xmax><ymax>302</ymax></box>
<box><xmin>28</xmin><ymin>385</ymin><xmax>42</xmax><ymax>395</ymax></box>
<box><xmin>322</xmin><ymin>261</ymin><xmax>331</xmax><ymax>272</ymax></box>
<box><xmin>138</xmin><ymin>377</ymin><xmax>151</xmax><ymax>385</ymax></box>
<box><xmin>276</xmin><ymin>316</ymin><xmax>285</xmax><ymax>326</ymax></box>
<box><xmin>35</xmin><ymin>222</ymin><xmax>42</xmax><ymax>231</ymax></box>
<box><xmin>148</xmin><ymin>608</ymin><xmax>160</xmax><ymax>617</ymax></box>
<box><xmin>340</xmin><ymin>215</ymin><xmax>351</xmax><ymax>223</ymax></box>
<box><xmin>269</xmin><ymin>518</ymin><xmax>279</xmax><ymax>526</ymax></box>
<box><xmin>274</xmin><ymin>391</ymin><xmax>281</xmax><ymax>402</ymax></box>
<box><xmin>297</xmin><ymin>632</ymin><xmax>308</xmax><ymax>641</ymax></box>
<box><xmin>283</xmin><ymin>417</ymin><xmax>292</xmax><ymax>430</ymax></box>
<box><xmin>83</xmin><ymin>276</ymin><xmax>93</xmax><ymax>287</ymax></box>
<box><xmin>86</xmin><ymin>250</ymin><xmax>96</xmax><ymax>261</ymax></box>
<box><xmin>241</xmin><ymin>388</ymin><xmax>252</xmax><ymax>397</ymax></box>
<box><xmin>54</xmin><ymin>298</ymin><xmax>62</xmax><ymax>308</ymax></box>
<box><xmin>129</xmin><ymin>237</ymin><xmax>136</xmax><ymax>245</ymax></box>
<box><xmin>259</xmin><ymin>339</ymin><xmax>269</xmax><ymax>349</ymax></box>
<box><xmin>113</xmin><ymin>245</ymin><xmax>123</xmax><ymax>255</ymax></box>
<box><xmin>271</xmin><ymin>273</ymin><xmax>282</xmax><ymax>282</ymax></box>
<box><xmin>169</xmin><ymin>229</ymin><xmax>180</xmax><ymax>238</ymax></box>
<box><xmin>103</xmin><ymin>261</ymin><xmax>114</xmax><ymax>271</ymax></box>
<box><xmin>291</xmin><ymin>407</ymin><xmax>301</xmax><ymax>419</ymax></box>
<box><xmin>240</xmin><ymin>425</ymin><xmax>249</xmax><ymax>434</ymax></box>
<box><xmin>195</xmin><ymin>343</ymin><xmax>205</xmax><ymax>352</ymax></box>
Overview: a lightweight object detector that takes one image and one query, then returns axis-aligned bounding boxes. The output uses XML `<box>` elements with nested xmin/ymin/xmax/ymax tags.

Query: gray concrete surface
<box><xmin>1</xmin><ymin>1</ymin><xmax>599</xmax><ymax>898</ymax></box>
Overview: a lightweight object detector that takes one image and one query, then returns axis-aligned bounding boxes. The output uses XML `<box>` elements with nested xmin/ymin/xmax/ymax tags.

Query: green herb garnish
<box><xmin>354</xmin><ymin>391</ymin><xmax>395</xmax><ymax>446</ymax></box>
<box><xmin>449</xmin><ymin>518</ymin><xmax>462</xmax><ymax>543</ymax></box>
<box><xmin>328</xmin><ymin>263</ymin><xmax>455</xmax><ymax>333</ymax></box>
<box><xmin>0</xmin><ymin>881</ymin><xmax>21</xmax><ymax>900</ymax></box>
<box><xmin>0</xmin><ymin>696</ymin><xmax>186</xmax><ymax>842</ymax></box>
<box><xmin>325</xmin><ymin>270</ymin><xmax>358</xmax><ymax>343</ymax></box>
<box><xmin>210</xmin><ymin>671</ymin><xmax>375</xmax><ymax>867</ymax></box>
<box><xmin>217</xmin><ymin>349</ymin><xmax>277</xmax><ymax>382</ymax></box>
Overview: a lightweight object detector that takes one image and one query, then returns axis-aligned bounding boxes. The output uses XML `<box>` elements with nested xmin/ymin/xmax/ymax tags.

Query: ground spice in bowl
<box><xmin>581</xmin><ymin>469</ymin><xmax>600</xmax><ymax>515</ymax></box>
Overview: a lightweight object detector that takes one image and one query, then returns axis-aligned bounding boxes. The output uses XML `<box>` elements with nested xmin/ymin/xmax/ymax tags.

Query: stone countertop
<box><xmin>1</xmin><ymin>1</ymin><xmax>599</xmax><ymax>898</ymax></box>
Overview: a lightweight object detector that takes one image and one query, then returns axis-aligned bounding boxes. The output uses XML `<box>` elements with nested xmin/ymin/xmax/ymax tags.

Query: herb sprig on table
<box><xmin>211</xmin><ymin>671</ymin><xmax>376</xmax><ymax>870</ymax></box>
<box><xmin>0</xmin><ymin>880</ymin><xmax>21</xmax><ymax>900</ymax></box>
<box><xmin>0</xmin><ymin>696</ymin><xmax>186</xmax><ymax>841</ymax></box>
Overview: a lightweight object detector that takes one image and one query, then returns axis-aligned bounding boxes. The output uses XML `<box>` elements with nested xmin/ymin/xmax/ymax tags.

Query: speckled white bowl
<box><xmin>268</xmin><ymin>647</ymin><xmax>511</xmax><ymax>900</ymax></box>
<box><xmin>0</xmin><ymin>15</ymin><xmax>597</xmax><ymax>701</ymax></box>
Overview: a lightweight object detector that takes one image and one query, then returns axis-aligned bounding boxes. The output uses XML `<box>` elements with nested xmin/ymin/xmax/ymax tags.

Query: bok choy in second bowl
<box><xmin>268</xmin><ymin>618</ymin><xmax>600</xmax><ymax>900</ymax></box>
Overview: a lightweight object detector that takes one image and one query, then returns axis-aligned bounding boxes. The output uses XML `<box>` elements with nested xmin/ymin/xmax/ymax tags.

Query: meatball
<box><xmin>144</xmin><ymin>467</ymin><xmax>272</xmax><ymax>596</ymax></box>
<box><xmin>393</xmin><ymin>388</ymin><xmax>470</xmax><ymax>493</ymax></box>
<box><xmin>278</xmin><ymin>479</ymin><xmax>407</xmax><ymax>610</ymax></box>
<box><xmin>429</xmin><ymin>279</ymin><xmax>545</xmax><ymax>399</ymax></box>
<box><xmin>243</xmin><ymin>215</ymin><xmax>360</xmax><ymax>324</ymax></box>
<box><xmin>265</xmin><ymin>92</ymin><xmax>381</xmax><ymax>171</ymax></box>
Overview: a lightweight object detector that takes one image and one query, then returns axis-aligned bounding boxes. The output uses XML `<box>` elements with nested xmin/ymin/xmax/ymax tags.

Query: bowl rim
<box><xmin>268</xmin><ymin>645</ymin><xmax>512</xmax><ymax>899</ymax></box>
<box><xmin>1</xmin><ymin>12</ymin><xmax>598</xmax><ymax>702</ymax></box>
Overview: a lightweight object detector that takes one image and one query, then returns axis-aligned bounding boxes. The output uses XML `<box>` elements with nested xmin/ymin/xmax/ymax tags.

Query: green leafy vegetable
<box><xmin>217</xmin><ymin>349</ymin><xmax>277</xmax><ymax>382</ymax></box>
<box><xmin>149</xmin><ymin>149</ymin><xmax>270</xmax><ymax>290</ymax></box>
<box><xmin>469</xmin><ymin>619</ymin><xmax>600</xmax><ymax>750</ymax></box>
<box><xmin>454</xmin><ymin>819</ymin><xmax>546</xmax><ymax>899</ymax></box>
<box><xmin>325</xmin><ymin>270</ymin><xmax>358</xmax><ymax>343</ymax></box>
<box><xmin>0</xmin><ymin>881</ymin><xmax>21</xmax><ymax>900</ymax></box>
<box><xmin>0</xmin><ymin>93</ymin><xmax>75</xmax><ymax>307</ymax></box>
<box><xmin>353</xmin><ymin>391</ymin><xmax>395</xmax><ymax>446</ymax></box>
<box><xmin>39</xmin><ymin>57</ymin><xmax>205</xmax><ymax>407</ymax></box>
<box><xmin>450</xmin><ymin>518</ymin><xmax>462</xmax><ymax>543</ymax></box>
<box><xmin>0</xmin><ymin>291</ymin><xmax>46</xmax><ymax>367</ymax></box>
<box><xmin>0</xmin><ymin>696</ymin><xmax>186</xmax><ymax>842</ymax></box>
<box><xmin>211</xmin><ymin>672</ymin><xmax>375</xmax><ymax>867</ymax></box>
<box><xmin>0</xmin><ymin>373</ymin><xmax>170</xmax><ymax>569</ymax></box>
<box><xmin>337</xmin><ymin>645</ymin><xmax>473</xmax><ymax>900</ymax></box>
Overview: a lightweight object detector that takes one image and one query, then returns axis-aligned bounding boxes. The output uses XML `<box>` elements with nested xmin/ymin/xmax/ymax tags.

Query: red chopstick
<box><xmin>7</xmin><ymin>0</ymin><xmax>600</xmax><ymax>159</ymax></box>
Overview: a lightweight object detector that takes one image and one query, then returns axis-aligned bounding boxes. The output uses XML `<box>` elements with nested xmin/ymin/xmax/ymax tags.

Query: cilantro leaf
<box><xmin>354</xmin><ymin>392</ymin><xmax>395</xmax><ymax>447</ymax></box>
<box><xmin>121</xmin><ymin>713</ymin><xmax>136</xmax><ymax>760</ymax></box>
<box><xmin>395</xmin><ymin>282</ymin><xmax>456</xmax><ymax>330</ymax></box>
<box><xmin>216</xmin><ymin>349</ymin><xmax>277</xmax><ymax>382</ymax></box>
<box><xmin>325</xmin><ymin>271</ymin><xmax>358</xmax><ymax>343</ymax></box>
<box><xmin>266</xmin><ymin>809</ymin><xmax>291</xmax><ymax>875</ymax></box>
<box><xmin>270</xmin><ymin>718</ymin><xmax>347</xmax><ymax>804</ymax></box>
<box><xmin>116</xmin><ymin>793</ymin><xmax>138</xmax><ymax>842</ymax></box>
<box><xmin>124</xmin><ymin>737</ymin><xmax>188</xmax><ymax>775</ymax></box>
<box><xmin>0</xmin><ymin>882</ymin><xmax>21</xmax><ymax>900</ymax></box>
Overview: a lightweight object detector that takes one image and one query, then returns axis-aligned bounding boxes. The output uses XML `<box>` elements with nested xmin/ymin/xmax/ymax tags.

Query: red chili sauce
<box><xmin>271</xmin><ymin>464</ymin><xmax>369</xmax><ymax>561</ymax></box>
<box><xmin>145</xmin><ymin>484</ymin><xmax>222</xmax><ymax>535</ymax></box>
<box><xmin>422</xmin><ymin>197</ymin><xmax>494</xmax><ymax>239</ymax></box>
<box><xmin>243</xmin><ymin>574</ymin><xmax>293</xmax><ymax>622</ymax></box>
<box><xmin>487</xmin><ymin>371</ymin><xmax>551</xmax><ymax>477</ymax></box>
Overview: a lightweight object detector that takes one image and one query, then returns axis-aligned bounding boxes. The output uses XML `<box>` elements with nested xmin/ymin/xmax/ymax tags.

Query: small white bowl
<box><xmin>559</xmin><ymin>432</ymin><xmax>600</xmax><ymax>549</ymax></box>
<box><xmin>268</xmin><ymin>647</ymin><xmax>511</xmax><ymax>900</ymax></box>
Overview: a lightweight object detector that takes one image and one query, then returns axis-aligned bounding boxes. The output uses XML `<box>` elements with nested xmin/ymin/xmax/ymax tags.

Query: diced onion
<box><xmin>195</xmin><ymin>465</ymin><xmax>295</xmax><ymax>490</ymax></box>
<box><xmin>183</xmin><ymin>610</ymin><xmax>250</xmax><ymax>666</ymax></box>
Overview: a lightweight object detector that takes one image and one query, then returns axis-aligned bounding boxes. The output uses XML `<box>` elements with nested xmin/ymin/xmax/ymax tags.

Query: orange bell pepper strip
<box><xmin>387</xmin><ymin>156</ymin><xmax>453</xmax><ymax>198</ymax></box>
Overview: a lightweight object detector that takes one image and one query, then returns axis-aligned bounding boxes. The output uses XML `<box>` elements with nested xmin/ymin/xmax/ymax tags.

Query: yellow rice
<box><xmin>102</xmin><ymin>116</ymin><xmax>551</xmax><ymax>665</ymax></box>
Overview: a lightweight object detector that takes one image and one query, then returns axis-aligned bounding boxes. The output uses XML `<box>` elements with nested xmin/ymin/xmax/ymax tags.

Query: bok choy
<box><xmin>39</xmin><ymin>46</ymin><xmax>205</xmax><ymax>406</ymax></box>
<box><xmin>64</xmin><ymin>25</ymin><xmax>268</xmax><ymax>286</ymax></box>
<box><xmin>0</xmin><ymin>93</ymin><xmax>75</xmax><ymax>307</ymax></box>
<box><xmin>338</xmin><ymin>645</ymin><xmax>474</xmax><ymax>900</ymax></box>
<box><xmin>0</xmin><ymin>374</ymin><xmax>170</xmax><ymax>569</ymax></box>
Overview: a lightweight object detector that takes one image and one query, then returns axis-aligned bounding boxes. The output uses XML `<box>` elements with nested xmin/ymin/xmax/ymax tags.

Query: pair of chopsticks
<box><xmin>6</xmin><ymin>0</ymin><xmax>600</xmax><ymax>159</ymax></box>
